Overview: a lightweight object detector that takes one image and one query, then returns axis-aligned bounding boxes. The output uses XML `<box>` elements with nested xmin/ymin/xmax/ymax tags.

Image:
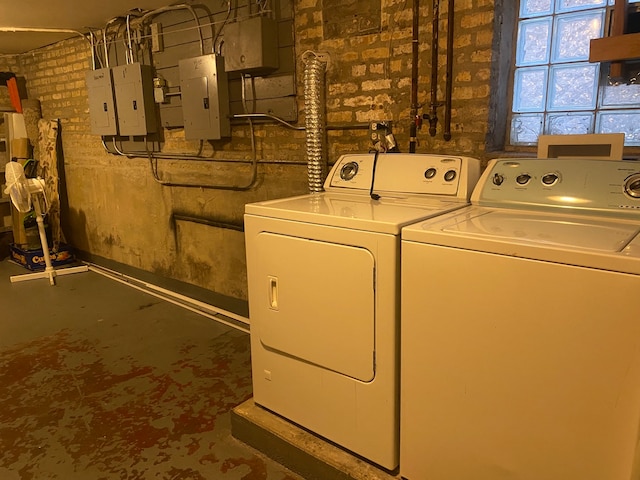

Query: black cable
<box><xmin>370</xmin><ymin>151</ymin><xmax>381</xmax><ymax>200</ymax></box>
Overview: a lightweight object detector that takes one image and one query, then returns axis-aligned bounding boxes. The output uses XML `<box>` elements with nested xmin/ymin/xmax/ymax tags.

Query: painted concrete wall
<box><xmin>0</xmin><ymin>0</ymin><xmax>498</xmax><ymax>306</ymax></box>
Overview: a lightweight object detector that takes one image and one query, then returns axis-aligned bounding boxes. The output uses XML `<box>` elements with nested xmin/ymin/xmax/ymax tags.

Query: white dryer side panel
<box><xmin>251</xmin><ymin>232</ymin><xmax>375</xmax><ymax>381</ymax></box>
<box><xmin>401</xmin><ymin>242</ymin><xmax>640</xmax><ymax>480</ymax></box>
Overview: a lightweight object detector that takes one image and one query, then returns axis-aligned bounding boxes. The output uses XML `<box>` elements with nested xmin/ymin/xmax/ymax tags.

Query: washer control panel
<box><xmin>474</xmin><ymin>158</ymin><xmax>640</xmax><ymax>216</ymax></box>
<box><xmin>325</xmin><ymin>153</ymin><xmax>481</xmax><ymax>199</ymax></box>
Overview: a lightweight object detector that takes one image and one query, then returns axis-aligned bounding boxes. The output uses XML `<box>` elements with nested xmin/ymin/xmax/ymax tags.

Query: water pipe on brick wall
<box><xmin>443</xmin><ymin>0</ymin><xmax>454</xmax><ymax>141</ymax></box>
<box><xmin>409</xmin><ymin>0</ymin><xmax>420</xmax><ymax>153</ymax></box>
<box><xmin>427</xmin><ymin>0</ymin><xmax>440</xmax><ymax>137</ymax></box>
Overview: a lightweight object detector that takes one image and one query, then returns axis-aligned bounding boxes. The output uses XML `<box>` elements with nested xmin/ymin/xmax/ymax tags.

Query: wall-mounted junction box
<box><xmin>112</xmin><ymin>63</ymin><xmax>158</xmax><ymax>136</ymax></box>
<box><xmin>179</xmin><ymin>54</ymin><xmax>230</xmax><ymax>140</ymax></box>
<box><xmin>224</xmin><ymin>16</ymin><xmax>279</xmax><ymax>75</ymax></box>
<box><xmin>85</xmin><ymin>68</ymin><xmax>118</xmax><ymax>136</ymax></box>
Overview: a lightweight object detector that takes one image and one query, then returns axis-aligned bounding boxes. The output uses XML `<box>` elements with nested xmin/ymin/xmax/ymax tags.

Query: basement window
<box><xmin>508</xmin><ymin>0</ymin><xmax>640</xmax><ymax>146</ymax></box>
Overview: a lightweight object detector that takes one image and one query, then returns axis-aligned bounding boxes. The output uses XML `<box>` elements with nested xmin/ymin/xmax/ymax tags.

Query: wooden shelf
<box><xmin>0</xmin><ymin>226</ymin><xmax>12</xmax><ymax>234</ymax></box>
<box><xmin>589</xmin><ymin>32</ymin><xmax>640</xmax><ymax>63</ymax></box>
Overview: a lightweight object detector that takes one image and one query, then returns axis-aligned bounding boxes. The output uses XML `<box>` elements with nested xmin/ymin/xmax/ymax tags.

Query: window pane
<box><xmin>597</xmin><ymin>111</ymin><xmax>640</xmax><ymax>145</ymax></box>
<box><xmin>517</xmin><ymin>18</ymin><xmax>552</xmax><ymax>65</ymax></box>
<box><xmin>552</xmin><ymin>11</ymin><xmax>604</xmax><ymax>62</ymax></box>
<box><xmin>512</xmin><ymin>1</ymin><xmax>639</xmax><ymax>147</ymax></box>
<box><xmin>514</xmin><ymin>67</ymin><xmax>549</xmax><ymax>112</ymax></box>
<box><xmin>521</xmin><ymin>0</ymin><xmax>554</xmax><ymax>17</ymax></box>
<box><xmin>548</xmin><ymin>63</ymin><xmax>598</xmax><ymax>110</ymax></box>
<box><xmin>547</xmin><ymin>112</ymin><xmax>594</xmax><ymax>134</ymax></box>
<box><xmin>601</xmin><ymin>82</ymin><xmax>640</xmax><ymax>107</ymax></box>
<box><xmin>511</xmin><ymin>114</ymin><xmax>544</xmax><ymax>144</ymax></box>
<box><xmin>556</xmin><ymin>0</ymin><xmax>606</xmax><ymax>13</ymax></box>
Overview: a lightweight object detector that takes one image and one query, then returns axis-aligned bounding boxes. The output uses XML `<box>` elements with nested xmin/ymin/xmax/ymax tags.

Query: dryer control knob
<box><xmin>340</xmin><ymin>161</ymin><xmax>359</xmax><ymax>181</ymax></box>
<box><xmin>624</xmin><ymin>173</ymin><xmax>640</xmax><ymax>198</ymax></box>
<box><xmin>516</xmin><ymin>173</ymin><xmax>531</xmax><ymax>185</ymax></box>
<box><xmin>444</xmin><ymin>170</ymin><xmax>457</xmax><ymax>182</ymax></box>
<box><xmin>492</xmin><ymin>173</ymin><xmax>504</xmax><ymax>186</ymax></box>
<box><xmin>542</xmin><ymin>173</ymin><xmax>559</xmax><ymax>186</ymax></box>
<box><xmin>424</xmin><ymin>167</ymin><xmax>437</xmax><ymax>179</ymax></box>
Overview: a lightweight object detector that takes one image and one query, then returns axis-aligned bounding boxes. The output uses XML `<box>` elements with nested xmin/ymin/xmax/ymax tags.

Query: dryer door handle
<box><xmin>268</xmin><ymin>276</ymin><xmax>279</xmax><ymax>310</ymax></box>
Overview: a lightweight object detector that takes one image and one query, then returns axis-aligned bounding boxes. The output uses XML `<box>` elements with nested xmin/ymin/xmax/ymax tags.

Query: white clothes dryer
<box><xmin>245</xmin><ymin>153</ymin><xmax>481</xmax><ymax>469</ymax></box>
<box><xmin>400</xmin><ymin>158</ymin><xmax>640</xmax><ymax>480</ymax></box>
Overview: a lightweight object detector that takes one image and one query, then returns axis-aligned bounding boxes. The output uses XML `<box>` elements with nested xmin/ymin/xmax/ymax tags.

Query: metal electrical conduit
<box><xmin>102</xmin><ymin>114</ymin><xmax>369</xmax><ymax>161</ymax></box>
<box><xmin>94</xmin><ymin>4</ymin><xmax>204</xmax><ymax>71</ymax></box>
<box><xmin>103</xmin><ymin>137</ymin><xmax>310</xmax><ymax>164</ymax></box>
<box><xmin>102</xmin><ymin>112</ymin><xmax>370</xmax><ymax>191</ymax></box>
<box><xmin>138</xmin><ymin>4</ymin><xmax>204</xmax><ymax>56</ymax></box>
<box><xmin>0</xmin><ymin>27</ymin><xmax>91</xmax><ymax>51</ymax></box>
<box><xmin>171</xmin><ymin>213</ymin><xmax>244</xmax><ymax>232</ymax></box>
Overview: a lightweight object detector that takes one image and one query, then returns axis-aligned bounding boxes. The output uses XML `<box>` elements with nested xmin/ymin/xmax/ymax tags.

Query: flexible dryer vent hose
<box><xmin>303</xmin><ymin>52</ymin><xmax>328</xmax><ymax>193</ymax></box>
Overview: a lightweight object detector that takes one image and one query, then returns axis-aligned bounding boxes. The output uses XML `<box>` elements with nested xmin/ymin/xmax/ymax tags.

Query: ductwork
<box><xmin>302</xmin><ymin>51</ymin><xmax>328</xmax><ymax>193</ymax></box>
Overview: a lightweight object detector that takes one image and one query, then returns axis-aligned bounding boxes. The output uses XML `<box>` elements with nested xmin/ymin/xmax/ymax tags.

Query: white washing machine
<box><xmin>244</xmin><ymin>153</ymin><xmax>481</xmax><ymax>469</ymax></box>
<box><xmin>400</xmin><ymin>158</ymin><xmax>640</xmax><ymax>480</ymax></box>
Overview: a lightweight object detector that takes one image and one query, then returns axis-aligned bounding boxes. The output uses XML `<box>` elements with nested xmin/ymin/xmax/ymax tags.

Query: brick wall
<box><xmin>296</xmin><ymin>0</ymin><xmax>496</xmax><ymax>157</ymax></box>
<box><xmin>0</xmin><ymin>0</ymin><xmax>497</xmax><ymax>305</ymax></box>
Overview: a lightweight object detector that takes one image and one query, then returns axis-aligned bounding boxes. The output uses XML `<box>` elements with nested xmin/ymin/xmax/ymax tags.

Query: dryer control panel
<box><xmin>325</xmin><ymin>153</ymin><xmax>481</xmax><ymax>200</ymax></box>
<box><xmin>473</xmin><ymin>158</ymin><xmax>640</xmax><ymax>217</ymax></box>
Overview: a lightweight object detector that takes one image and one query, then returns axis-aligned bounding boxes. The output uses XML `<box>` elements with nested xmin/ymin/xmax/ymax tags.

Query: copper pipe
<box><xmin>443</xmin><ymin>0</ymin><xmax>454</xmax><ymax>141</ymax></box>
<box><xmin>428</xmin><ymin>0</ymin><xmax>440</xmax><ymax>137</ymax></box>
<box><xmin>410</xmin><ymin>0</ymin><xmax>420</xmax><ymax>152</ymax></box>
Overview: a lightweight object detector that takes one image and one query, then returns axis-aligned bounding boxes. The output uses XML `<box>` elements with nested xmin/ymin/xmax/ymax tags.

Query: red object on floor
<box><xmin>7</xmin><ymin>76</ymin><xmax>22</xmax><ymax>113</ymax></box>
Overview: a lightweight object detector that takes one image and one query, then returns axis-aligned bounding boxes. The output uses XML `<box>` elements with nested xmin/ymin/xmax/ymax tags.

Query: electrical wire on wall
<box><xmin>94</xmin><ymin>2</ymin><xmax>365</xmax><ymax>192</ymax></box>
<box><xmin>139</xmin><ymin>4</ymin><xmax>205</xmax><ymax>56</ymax></box>
<box><xmin>87</xmin><ymin>30</ymin><xmax>99</xmax><ymax>70</ymax></box>
<box><xmin>213</xmin><ymin>0</ymin><xmax>233</xmax><ymax>54</ymax></box>
<box><xmin>144</xmin><ymin>73</ymin><xmax>259</xmax><ymax>191</ymax></box>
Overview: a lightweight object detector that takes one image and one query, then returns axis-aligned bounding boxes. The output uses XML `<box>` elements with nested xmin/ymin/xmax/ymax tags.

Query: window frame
<box><xmin>487</xmin><ymin>0</ymin><xmax>640</xmax><ymax>156</ymax></box>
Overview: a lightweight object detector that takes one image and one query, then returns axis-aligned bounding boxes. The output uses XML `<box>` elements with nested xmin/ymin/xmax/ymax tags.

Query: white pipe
<box><xmin>0</xmin><ymin>26</ymin><xmax>91</xmax><ymax>51</ymax></box>
<box><xmin>0</xmin><ymin>27</ymin><xmax>85</xmax><ymax>35</ymax></box>
<box><xmin>86</xmin><ymin>264</ymin><xmax>250</xmax><ymax>332</ymax></box>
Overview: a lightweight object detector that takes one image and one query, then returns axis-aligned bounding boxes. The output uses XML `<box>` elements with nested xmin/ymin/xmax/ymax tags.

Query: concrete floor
<box><xmin>0</xmin><ymin>258</ymin><xmax>303</xmax><ymax>480</ymax></box>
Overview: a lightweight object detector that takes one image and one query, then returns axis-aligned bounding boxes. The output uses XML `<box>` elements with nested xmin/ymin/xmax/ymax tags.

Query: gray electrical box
<box><xmin>224</xmin><ymin>16</ymin><xmax>279</xmax><ymax>75</ymax></box>
<box><xmin>112</xmin><ymin>63</ymin><xmax>157</xmax><ymax>136</ymax></box>
<box><xmin>85</xmin><ymin>68</ymin><xmax>118</xmax><ymax>136</ymax></box>
<box><xmin>179</xmin><ymin>54</ymin><xmax>230</xmax><ymax>140</ymax></box>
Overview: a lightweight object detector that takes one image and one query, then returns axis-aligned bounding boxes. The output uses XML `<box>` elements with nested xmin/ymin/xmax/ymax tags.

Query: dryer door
<box><xmin>251</xmin><ymin>232</ymin><xmax>375</xmax><ymax>382</ymax></box>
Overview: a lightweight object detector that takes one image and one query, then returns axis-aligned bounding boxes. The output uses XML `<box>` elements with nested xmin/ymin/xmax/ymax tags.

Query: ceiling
<box><xmin>0</xmin><ymin>0</ymin><xmax>172</xmax><ymax>54</ymax></box>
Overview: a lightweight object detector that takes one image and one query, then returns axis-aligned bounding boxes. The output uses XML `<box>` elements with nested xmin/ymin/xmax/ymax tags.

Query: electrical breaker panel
<box><xmin>112</xmin><ymin>63</ymin><xmax>158</xmax><ymax>136</ymax></box>
<box><xmin>85</xmin><ymin>68</ymin><xmax>118</xmax><ymax>136</ymax></box>
<box><xmin>179</xmin><ymin>54</ymin><xmax>230</xmax><ymax>140</ymax></box>
<box><xmin>224</xmin><ymin>17</ymin><xmax>279</xmax><ymax>75</ymax></box>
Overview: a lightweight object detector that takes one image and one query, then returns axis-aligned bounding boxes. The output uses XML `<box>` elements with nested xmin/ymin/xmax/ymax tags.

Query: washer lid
<box><xmin>441</xmin><ymin>210</ymin><xmax>637</xmax><ymax>252</ymax></box>
<box><xmin>402</xmin><ymin>207</ymin><xmax>640</xmax><ymax>274</ymax></box>
<box><xmin>245</xmin><ymin>192</ymin><xmax>469</xmax><ymax>234</ymax></box>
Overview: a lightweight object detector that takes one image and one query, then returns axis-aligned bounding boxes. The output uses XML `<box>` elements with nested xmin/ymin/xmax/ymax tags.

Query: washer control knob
<box><xmin>424</xmin><ymin>167</ymin><xmax>437</xmax><ymax>179</ymax></box>
<box><xmin>444</xmin><ymin>169</ymin><xmax>457</xmax><ymax>182</ymax></box>
<box><xmin>624</xmin><ymin>173</ymin><xmax>640</xmax><ymax>198</ymax></box>
<box><xmin>492</xmin><ymin>173</ymin><xmax>504</xmax><ymax>186</ymax></box>
<box><xmin>542</xmin><ymin>173</ymin><xmax>559</xmax><ymax>186</ymax></box>
<box><xmin>516</xmin><ymin>173</ymin><xmax>531</xmax><ymax>185</ymax></box>
<box><xmin>340</xmin><ymin>161</ymin><xmax>359</xmax><ymax>181</ymax></box>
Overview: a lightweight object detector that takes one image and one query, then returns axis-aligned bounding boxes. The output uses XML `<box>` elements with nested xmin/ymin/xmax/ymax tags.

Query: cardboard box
<box><xmin>9</xmin><ymin>243</ymin><xmax>76</xmax><ymax>271</ymax></box>
<box><xmin>11</xmin><ymin>205</ymin><xmax>28</xmax><ymax>248</ymax></box>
